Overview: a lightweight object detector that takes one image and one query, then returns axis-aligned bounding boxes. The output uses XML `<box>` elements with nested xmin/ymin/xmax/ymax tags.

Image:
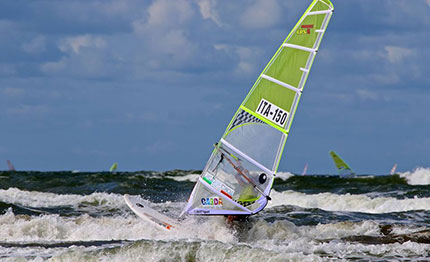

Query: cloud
<box><xmin>144</xmin><ymin>140</ymin><xmax>175</xmax><ymax>154</ymax></box>
<box><xmin>0</xmin><ymin>64</ymin><xmax>16</xmax><ymax>76</ymax></box>
<box><xmin>212</xmin><ymin>44</ymin><xmax>263</xmax><ymax>75</ymax></box>
<box><xmin>22</xmin><ymin>35</ymin><xmax>46</xmax><ymax>54</ymax></box>
<box><xmin>356</xmin><ymin>89</ymin><xmax>379</xmax><ymax>101</ymax></box>
<box><xmin>235</xmin><ymin>46</ymin><xmax>257</xmax><ymax>74</ymax></box>
<box><xmin>59</xmin><ymin>35</ymin><xmax>106</xmax><ymax>54</ymax></box>
<box><xmin>6</xmin><ymin>104</ymin><xmax>50</xmax><ymax>116</ymax></box>
<box><xmin>96</xmin><ymin>0</ymin><xmax>136</xmax><ymax>16</ymax></box>
<box><xmin>1</xmin><ymin>87</ymin><xmax>25</xmax><ymax>97</ymax></box>
<box><xmin>214</xmin><ymin>44</ymin><xmax>228</xmax><ymax>51</ymax></box>
<box><xmin>145</xmin><ymin>0</ymin><xmax>194</xmax><ymax>28</ymax></box>
<box><xmin>0</xmin><ymin>20</ymin><xmax>17</xmax><ymax>34</ymax></box>
<box><xmin>196</xmin><ymin>0</ymin><xmax>222</xmax><ymax>26</ymax></box>
<box><xmin>240</xmin><ymin>0</ymin><xmax>281</xmax><ymax>29</ymax></box>
<box><xmin>132</xmin><ymin>0</ymin><xmax>198</xmax><ymax>70</ymax></box>
<box><xmin>41</xmin><ymin>35</ymin><xmax>111</xmax><ymax>77</ymax></box>
<box><xmin>427</xmin><ymin>0</ymin><xmax>430</xmax><ymax>7</ymax></box>
<box><xmin>384</xmin><ymin>46</ymin><xmax>414</xmax><ymax>63</ymax></box>
<box><xmin>40</xmin><ymin>58</ymin><xmax>67</xmax><ymax>74</ymax></box>
<box><xmin>369</xmin><ymin>72</ymin><xmax>400</xmax><ymax>86</ymax></box>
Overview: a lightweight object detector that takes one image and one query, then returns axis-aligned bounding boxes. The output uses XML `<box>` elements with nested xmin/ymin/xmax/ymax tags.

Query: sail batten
<box><xmin>282</xmin><ymin>43</ymin><xmax>317</xmax><ymax>53</ymax></box>
<box><xmin>184</xmin><ymin>0</ymin><xmax>334</xmax><ymax>216</ymax></box>
<box><xmin>308</xmin><ymin>10</ymin><xmax>333</xmax><ymax>15</ymax></box>
<box><xmin>300</xmin><ymin>67</ymin><xmax>309</xmax><ymax>73</ymax></box>
<box><xmin>261</xmin><ymin>74</ymin><xmax>301</xmax><ymax>94</ymax></box>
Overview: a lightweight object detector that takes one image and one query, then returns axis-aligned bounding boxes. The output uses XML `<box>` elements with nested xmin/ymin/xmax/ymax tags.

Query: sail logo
<box><xmin>201</xmin><ymin>197</ymin><xmax>223</xmax><ymax>206</ymax></box>
<box><xmin>297</xmin><ymin>24</ymin><xmax>313</xmax><ymax>35</ymax></box>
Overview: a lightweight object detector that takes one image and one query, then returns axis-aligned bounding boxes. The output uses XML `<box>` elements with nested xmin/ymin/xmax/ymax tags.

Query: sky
<box><xmin>0</xmin><ymin>0</ymin><xmax>429</xmax><ymax>174</ymax></box>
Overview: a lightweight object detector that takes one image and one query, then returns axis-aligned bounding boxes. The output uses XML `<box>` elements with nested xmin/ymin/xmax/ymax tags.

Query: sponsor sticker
<box><xmin>201</xmin><ymin>197</ymin><xmax>223</xmax><ymax>206</ymax></box>
<box><xmin>212</xmin><ymin>179</ymin><xmax>234</xmax><ymax>197</ymax></box>
<box><xmin>297</xmin><ymin>24</ymin><xmax>314</xmax><ymax>35</ymax></box>
<box><xmin>255</xmin><ymin>98</ymin><xmax>289</xmax><ymax>127</ymax></box>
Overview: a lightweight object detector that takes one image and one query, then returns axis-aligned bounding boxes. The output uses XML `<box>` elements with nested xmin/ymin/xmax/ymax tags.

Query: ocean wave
<box><xmin>275</xmin><ymin>172</ymin><xmax>294</xmax><ymax>181</ymax></box>
<box><xmin>0</xmin><ymin>188</ymin><xmax>127</xmax><ymax>210</ymax></box>
<box><xmin>49</xmin><ymin>239</ymin><xmax>324</xmax><ymax>262</ymax></box>
<box><xmin>268</xmin><ymin>190</ymin><xmax>430</xmax><ymax>214</ymax></box>
<box><xmin>0</xmin><ymin>206</ymin><xmax>407</xmax><ymax>244</ymax></box>
<box><xmin>0</xmin><ymin>204</ymin><xmax>389</xmax><ymax>245</ymax></box>
<box><xmin>399</xmin><ymin>167</ymin><xmax>430</xmax><ymax>185</ymax></box>
<box><xmin>0</xmin><ymin>188</ymin><xmax>187</xmax><ymax>218</ymax></box>
<box><xmin>244</xmin><ymin>219</ymin><xmax>381</xmax><ymax>243</ymax></box>
<box><xmin>165</xmin><ymin>173</ymin><xmax>200</xmax><ymax>182</ymax></box>
<box><xmin>3</xmin><ymin>185</ymin><xmax>430</xmax><ymax>218</ymax></box>
<box><xmin>0</xmin><ymin>208</ymin><xmax>235</xmax><ymax>243</ymax></box>
<box><xmin>1</xmin><ymin>207</ymin><xmax>429</xmax><ymax>261</ymax></box>
<box><xmin>12</xmin><ymin>221</ymin><xmax>428</xmax><ymax>262</ymax></box>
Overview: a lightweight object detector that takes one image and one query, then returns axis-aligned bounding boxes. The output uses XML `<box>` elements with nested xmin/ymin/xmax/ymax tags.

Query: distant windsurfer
<box><xmin>7</xmin><ymin>160</ymin><xmax>15</xmax><ymax>171</ymax></box>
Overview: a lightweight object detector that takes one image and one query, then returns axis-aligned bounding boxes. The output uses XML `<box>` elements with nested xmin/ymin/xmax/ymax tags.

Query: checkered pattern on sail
<box><xmin>229</xmin><ymin>110</ymin><xmax>265</xmax><ymax>131</ymax></box>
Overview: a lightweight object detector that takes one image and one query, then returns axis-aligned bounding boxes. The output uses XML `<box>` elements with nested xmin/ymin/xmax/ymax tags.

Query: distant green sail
<box><xmin>184</xmin><ymin>0</ymin><xmax>335</xmax><ymax>216</ymax></box>
<box><xmin>329</xmin><ymin>151</ymin><xmax>355</xmax><ymax>176</ymax></box>
<box><xmin>109</xmin><ymin>162</ymin><xmax>118</xmax><ymax>172</ymax></box>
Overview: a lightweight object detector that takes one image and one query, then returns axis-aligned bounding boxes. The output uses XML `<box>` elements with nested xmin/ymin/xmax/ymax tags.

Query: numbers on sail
<box><xmin>255</xmin><ymin>98</ymin><xmax>289</xmax><ymax>127</ymax></box>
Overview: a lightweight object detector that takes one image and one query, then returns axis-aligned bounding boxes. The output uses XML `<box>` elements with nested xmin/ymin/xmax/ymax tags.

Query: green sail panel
<box><xmin>109</xmin><ymin>162</ymin><xmax>118</xmax><ymax>172</ymax></box>
<box><xmin>265</xmin><ymin>48</ymin><xmax>311</xmax><ymax>89</ymax></box>
<box><xmin>329</xmin><ymin>151</ymin><xmax>355</xmax><ymax>177</ymax></box>
<box><xmin>184</xmin><ymin>0</ymin><xmax>334</xmax><ymax>216</ymax></box>
<box><xmin>243</xmin><ymin>78</ymin><xmax>296</xmax><ymax>117</ymax></box>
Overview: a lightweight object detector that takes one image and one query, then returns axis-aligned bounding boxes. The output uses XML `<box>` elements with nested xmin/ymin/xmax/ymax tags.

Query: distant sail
<box><xmin>390</xmin><ymin>163</ymin><xmax>397</xmax><ymax>175</ymax></box>
<box><xmin>302</xmin><ymin>163</ymin><xmax>308</xmax><ymax>176</ymax></box>
<box><xmin>6</xmin><ymin>160</ymin><xmax>15</xmax><ymax>171</ymax></box>
<box><xmin>183</xmin><ymin>0</ymin><xmax>335</xmax><ymax>216</ymax></box>
<box><xmin>329</xmin><ymin>151</ymin><xmax>355</xmax><ymax>177</ymax></box>
<box><xmin>109</xmin><ymin>162</ymin><xmax>118</xmax><ymax>172</ymax></box>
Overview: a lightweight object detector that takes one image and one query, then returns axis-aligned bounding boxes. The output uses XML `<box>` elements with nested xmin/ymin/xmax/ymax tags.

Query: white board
<box><xmin>124</xmin><ymin>194</ymin><xmax>179</xmax><ymax>230</ymax></box>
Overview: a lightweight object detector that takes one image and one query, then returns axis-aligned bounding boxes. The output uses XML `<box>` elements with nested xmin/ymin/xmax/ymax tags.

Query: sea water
<box><xmin>0</xmin><ymin>169</ymin><xmax>429</xmax><ymax>261</ymax></box>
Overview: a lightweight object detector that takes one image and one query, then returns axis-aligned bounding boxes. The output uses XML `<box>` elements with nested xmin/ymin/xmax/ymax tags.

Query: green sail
<box><xmin>184</xmin><ymin>0</ymin><xmax>334</xmax><ymax>216</ymax></box>
<box><xmin>109</xmin><ymin>162</ymin><xmax>118</xmax><ymax>172</ymax></box>
<box><xmin>329</xmin><ymin>151</ymin><xmax>355</xmax><ymax>176</ymax></box>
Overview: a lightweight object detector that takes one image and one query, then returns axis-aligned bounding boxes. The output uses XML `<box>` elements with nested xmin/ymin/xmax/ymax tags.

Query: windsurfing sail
<box><xmin>329</xmin><ymin>151</ymin><xmax>355</xmax><ymax>177</ymax></box>
<box><xmin>390</xmin><ymin>163</ymin><xmax>397</xmax><ymax>175</ymax></box>
<box><xmin>302</xmin><ymin>163</ymin><xmax>308</xmax><ymax>176</ymax></box>
<box><xmin>183</xmin><ymin>0</ymin><xmax>334</xmax><ymax>216</ymax></box>
<box><xmin>6</xmin><ymin>160</ymin><xmax>15</xmax><ymax>171</ymax></box>
<box><xmin>109</xmin><ymin>162</ymin><xmax>118</xmax><ymax>172</ymax></box>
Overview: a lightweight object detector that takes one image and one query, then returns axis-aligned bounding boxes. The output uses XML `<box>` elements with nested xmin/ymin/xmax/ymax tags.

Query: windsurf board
<box><xmin>124</xmin><ymin>194</ymin><xmax>179</xmax><ymax>230</ymax></box>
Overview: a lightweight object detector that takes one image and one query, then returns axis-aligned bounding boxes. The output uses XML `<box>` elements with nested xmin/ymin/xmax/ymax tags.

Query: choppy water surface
<box><xmin>0</xmin><ymin>168</ymin><xmax>429</xmax><ymax>261</ymax></box>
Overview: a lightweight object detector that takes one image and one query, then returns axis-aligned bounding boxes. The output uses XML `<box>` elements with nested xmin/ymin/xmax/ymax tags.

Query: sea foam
<box><xmin>399</xmin><ymin>167</ymin><xmax>430</xmax><ymax>185</ymax></box>
<box><xmin>268</xmin><ymin>190</ymin><xmax>430</xmax><ymax>214</ymax></box>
